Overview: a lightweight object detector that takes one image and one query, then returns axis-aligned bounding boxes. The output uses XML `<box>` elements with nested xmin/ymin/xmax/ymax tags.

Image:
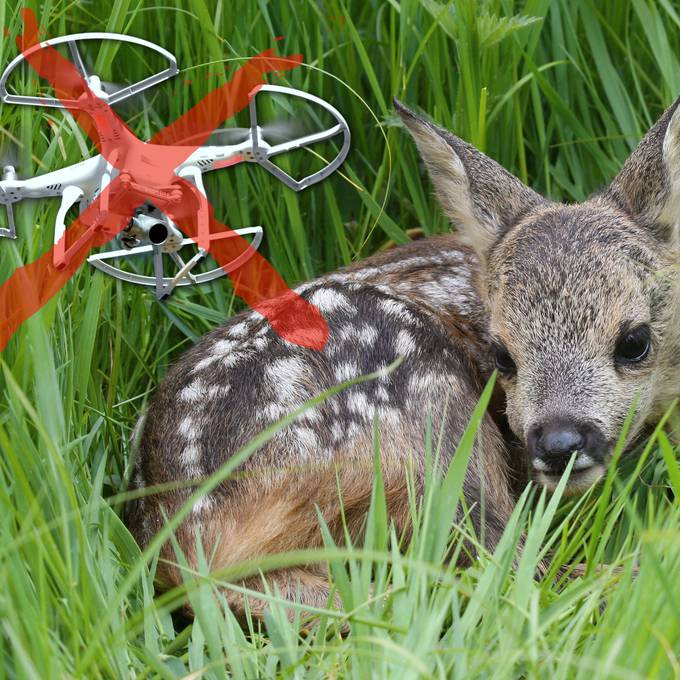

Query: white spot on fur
<box><xmin>228</xmin><ymin>321</ymin><xmax>248</xmax><ymax>338</ymax></box>
<box><xmin>212</xmin><ymin>339</ymin><xmax>238</xmax><ymax>355</ymax></box>
<box><xmin>394</xmin><ymin>329</ymin><xmax>417</xmax><ymax>357</ymax></box>
<box><xmin>329</xmin><ymin>419</ymin><xmax>360</xmax><ymax>442</ymax></box>
<box><xmin>179</xmin><ymin>380</ymin><xmax>205</xmax><ymax>403</ymax></box>
<box><xmin>299</xmin><ymin>406</ymin><xmax>321</xmax><ymax>423</ymax></box>
<box><xmin>294</xmin><ymin>426</ymin><xmax>318</xmax><ymax>450</ymax></box>
<box><xmin>265</xmin><ymin>356</ymin><xmax>309</xmax><ymax>402</ymax></box>
<box><xmin>179</xmin><ymin>444</ymin><xmax>201</xmax><ymax>468</ymax></box>
<box><xmin>192</xmin><ymin>495</ymin><xmax>216</xmax><ymax>514</ymax></box>
<box><xmin>222</xmin><ymin>351</ymin><xmax>250</xmax><ymax>369</ymax></box>
<box><xmin>335</xmin><ymin>362</ymin><xmax>358</xmax><ymax>382</ymax></box>
<box><xmin>377</xmin><ymin>405</ymin><xmax>400</xmax><ymax>423</ymax></box>
<box><xmin>180</xmin><ymin>380</ymin><xmax>229</xmax><ymax>402</ymax></box>
<box><xmin>408</xmin><ymin>372</ymin><xmax>437</xmax><ymax>393</ymax></box>
<box><xmin>379</xmin><ymin>298</ymin><xmax>418</xmax><ymax>325</ymax></box>
<box><xmin>376</xmin><ymin>385</ymin><xmax>390</xmax><ymax>401</ymax></box>
<box><xmin>309</xmin><ymin>288</ymin><xmax>354</xmax><ymax>313</ymax></box>
<box><xmin>266</xmin><ymin>356</ymin><xmax>305</xmax><ymax>380</ymax></box>
<box><xmin>336</xmin><ymin>323</ymin><xmax>379</xmax><ymax>347</ymax></box>
<box><xmin>330</xmin><ymin>421</ymin><xmax>344</xmax><ymax>441</ymax></box>
<box><xmin>261</xmin><ymin>402</ymin><xmax>290</xmax><ymax>421</ymax></box>
<box><xmin>193</xmin><ymin>354</ymin><xmax>220</xmax><ymax>372</ymax></box>
<box><xmin>347</xmin><ymin>390</ymin><xmax>371</xmax><ymax>414</ymax></box>
<box><xmin>178</xmin><ymin>416</ymin><xmax>199</xmax><ymax>440</ymax></box>
<box><xmin>205</xmin><ymin>384</ymin><xmax>230</xmax><ymax>399</ymax></box>
<box><xmin>337</xmin><ymin>325</ymin><xmax>360</xmax><ymax>343</ymax></box>
<box><xmin>358</xmin><ymin>324</ymin><xmax>378</xmax><ymax>345</ymax></box>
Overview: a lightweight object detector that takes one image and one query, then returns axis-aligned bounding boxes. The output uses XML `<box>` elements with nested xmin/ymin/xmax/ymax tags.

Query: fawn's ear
<box><xmin>394</xmin><ymin>98</ymin><xmax>544</xmax><ymax>260</ymax></box>
<box><xmin>605</xmin><ymin>96</ymin><xmax>680</xmax><ymax>241</ymax></box>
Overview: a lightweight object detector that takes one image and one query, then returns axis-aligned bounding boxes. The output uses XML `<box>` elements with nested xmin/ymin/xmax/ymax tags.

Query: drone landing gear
<box><xmin>86</xmin><ymin>205</ymin><xmax>263</xmax><ymax>299</ymax></box>
<box><xmin>0</xmin><ymin>166</ymin><xmax>18</xmax><ymax>239</ymax></box>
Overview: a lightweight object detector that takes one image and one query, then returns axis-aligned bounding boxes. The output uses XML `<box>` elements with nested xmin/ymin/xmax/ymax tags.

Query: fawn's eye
<box><xmin>614</xmin><ymin>324</ymin><xmax>651</xmax><ymax>365</ymax></box>
<box><xmin>494</xmin><ymin>345</ymin><xmax>516</xmax><ymax>375</ymax></box>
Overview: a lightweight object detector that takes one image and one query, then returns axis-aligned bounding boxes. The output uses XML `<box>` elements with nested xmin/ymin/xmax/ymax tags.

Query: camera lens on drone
<box><xmin>148</xmin><ymin>223</ymin><xmax>168</xmax><ymax>244</ymax></box>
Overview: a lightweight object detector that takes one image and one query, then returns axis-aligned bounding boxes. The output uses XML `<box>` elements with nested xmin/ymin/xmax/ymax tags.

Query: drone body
<box><xmin>0</xmin><ymin>33</ymin><xmax>350</xmax><ymax>299</ymax></box>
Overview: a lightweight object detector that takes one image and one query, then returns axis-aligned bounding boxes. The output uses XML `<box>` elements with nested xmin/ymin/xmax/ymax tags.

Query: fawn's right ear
<box><xmin>395</xmin><ymin>99</ymin><xmax>544</xmax><ymax>261</ymax></box>
<box><xmin>604</xmin><ymin>96</ymin><xmax>680</xmax><ymax>242</ymax></box>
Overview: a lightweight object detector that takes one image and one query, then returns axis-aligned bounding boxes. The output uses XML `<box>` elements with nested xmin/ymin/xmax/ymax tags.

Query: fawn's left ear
<box><xmin>605</xmin><ymin>96</ymin><xmax>680</xmax><ymax>241</ymax></box>
<box><xmin>394</xmin><ymin>98</ymin><xmax>545</xmax><ymax>262</ymax></box>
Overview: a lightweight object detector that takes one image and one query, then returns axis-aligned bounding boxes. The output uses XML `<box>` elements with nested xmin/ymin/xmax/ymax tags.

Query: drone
<box><xmin>0</xmin><ymin>33</ymin><xmax>350</xmax><ymax>298</ymax></box>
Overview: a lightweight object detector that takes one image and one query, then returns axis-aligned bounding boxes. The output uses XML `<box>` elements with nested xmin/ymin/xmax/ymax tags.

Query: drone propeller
<box><xmin>175</xmin><ymin>120</ymin><xmax>305</xmax><ymax>147</ymax></box>
<box><xmin>244</xmin><ymin>84</ymin><xmax>351</xmax><ymax>192</ymax></box>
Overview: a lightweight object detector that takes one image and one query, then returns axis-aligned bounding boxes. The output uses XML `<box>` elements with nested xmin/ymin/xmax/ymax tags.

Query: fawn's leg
<box><xmin>220</xmin><ymin>566</ymin><xmax>340</xmax><ymax>623</ymax></box>
<box><xmin>156</xmin><ymin>459</ymin><xmax>412</xmax><ymax>624</ymax></box>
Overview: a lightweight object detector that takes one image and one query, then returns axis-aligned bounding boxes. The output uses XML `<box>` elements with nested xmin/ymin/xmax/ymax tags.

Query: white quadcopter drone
<box><xmin>0</xmin><ymin>33</ymin><xmax>350</xmax><ymax>298</ymax></box>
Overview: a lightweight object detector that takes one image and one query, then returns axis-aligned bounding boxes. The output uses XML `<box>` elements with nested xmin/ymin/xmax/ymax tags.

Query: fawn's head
<box><xmin>397</xmin><ymin>98</ymin><xmax>680</xmax><ymax>493</ymax></box>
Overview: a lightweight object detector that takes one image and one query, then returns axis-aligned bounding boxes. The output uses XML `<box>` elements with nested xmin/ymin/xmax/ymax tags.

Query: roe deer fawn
<box><xmin>127</xmin><ymin>95</ymin><xmax>680</xmax><ymax>620</ymax></box>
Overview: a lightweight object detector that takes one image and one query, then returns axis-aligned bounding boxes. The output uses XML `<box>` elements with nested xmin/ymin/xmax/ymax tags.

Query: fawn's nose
<box><xmin>527</xmin><ymin>420</ymin><xmax>593</xmax><ymax>474</ymax></box>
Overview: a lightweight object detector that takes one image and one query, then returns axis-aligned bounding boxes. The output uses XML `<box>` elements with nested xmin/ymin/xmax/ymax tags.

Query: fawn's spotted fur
<box><xmin>127</xmin><ymin>236</ymin><xmax>514</xmax><ymax>619</ymax></box>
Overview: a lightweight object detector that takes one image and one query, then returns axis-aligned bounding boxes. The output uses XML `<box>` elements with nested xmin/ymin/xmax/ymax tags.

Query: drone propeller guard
<box><xmin>0</xmin><ymin>32</ymin><xmax>178</xmax><ymax>108</ymax></box>
<box><xmin>87</xmin><ymin>226</ymin><xmax>264</xmax><ymax>299</ymax></box>
<box><xmin>248</xmin><ymin>84</ymin><xmax>351</xmax><ymax>191</ymax></box>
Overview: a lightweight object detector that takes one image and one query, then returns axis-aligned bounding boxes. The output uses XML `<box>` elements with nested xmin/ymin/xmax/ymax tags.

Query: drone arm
<box><xmin>96</xmin><ymin>159</ymin><xmax>117</xmax><ymax>220</ymax></box>
<box><xmin>54</xmin><ymin>185</ymin><xmax>85</xmax><ymax>268</ymax></box>
<box><xmin>181</xmin><ymin>142</ymin><xmax>249</xmax><ymax>169</ymax></box>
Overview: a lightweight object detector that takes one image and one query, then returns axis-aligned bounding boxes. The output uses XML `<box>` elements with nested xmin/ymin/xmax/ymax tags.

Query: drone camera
<box><xmin>121</xmin><ymin>212</ymin><xmax>183</xmax><ymax>253</ymax></box>
<box><xmin>148</xmin><ymin>222</ymin><xmax>169</xmax><ymax>244</ymax></box>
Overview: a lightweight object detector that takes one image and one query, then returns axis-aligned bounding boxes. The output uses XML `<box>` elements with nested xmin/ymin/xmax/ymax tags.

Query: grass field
<box><xmin>1</xmin><ymin>0</ymin><xmax>679</xmax><ymax>677</ymax></box>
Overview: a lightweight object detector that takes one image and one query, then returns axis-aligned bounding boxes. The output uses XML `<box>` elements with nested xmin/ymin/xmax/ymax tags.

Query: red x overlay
<box><xmin>0</xmin><ymin>9</ymin><xmax>329</xmax><ymax>352</ymax></box>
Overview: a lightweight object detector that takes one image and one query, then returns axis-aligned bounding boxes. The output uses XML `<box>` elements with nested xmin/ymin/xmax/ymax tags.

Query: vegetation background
<box><xmin>0</xmin><ymin>0</ymin><xmax>679</xmax><ymax>677</ymax></box>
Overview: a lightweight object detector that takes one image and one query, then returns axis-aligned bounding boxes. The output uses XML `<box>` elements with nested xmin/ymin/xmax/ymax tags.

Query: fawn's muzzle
<box><xmin>527</xmin><ymin>419</ymin><xmax>606</xmax><ymax>476</ymax></box>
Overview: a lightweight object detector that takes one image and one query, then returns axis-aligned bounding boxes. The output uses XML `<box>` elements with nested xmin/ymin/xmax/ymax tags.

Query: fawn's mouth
<box><xmin>533</xmin><ymin>460</ymin><xmax>607</xmax><ymax>494</ymax></box>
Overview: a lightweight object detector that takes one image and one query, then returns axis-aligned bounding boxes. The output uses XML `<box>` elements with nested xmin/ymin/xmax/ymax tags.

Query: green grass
<box><xmin>1</xmin><ymin>0</ymin><xmax>679</xmax><ymax>677</ymax></box>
